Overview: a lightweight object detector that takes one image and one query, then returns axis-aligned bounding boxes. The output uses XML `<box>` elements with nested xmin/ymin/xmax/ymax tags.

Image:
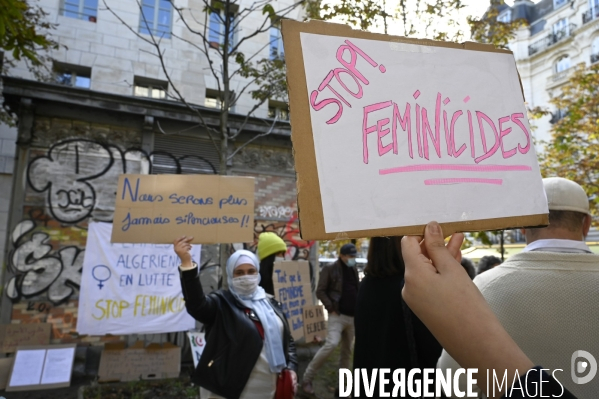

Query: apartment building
<box><xmin>502</xmin><ymin>0</ymin><xmax>599</xmax><ymax>142</ymax></box>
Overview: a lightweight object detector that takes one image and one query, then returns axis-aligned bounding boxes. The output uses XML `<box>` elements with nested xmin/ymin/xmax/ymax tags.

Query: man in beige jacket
<box><xmin>437</xmin><ymin>177</ymin><xmax>599</xmax><ymax>398</ymax></box>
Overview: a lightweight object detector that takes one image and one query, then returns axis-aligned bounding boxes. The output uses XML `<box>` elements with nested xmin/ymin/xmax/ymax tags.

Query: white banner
<box><xmin>76</xmin><ymin>222</ymin><xmax>200</xmax><ymax>335</ymax></box>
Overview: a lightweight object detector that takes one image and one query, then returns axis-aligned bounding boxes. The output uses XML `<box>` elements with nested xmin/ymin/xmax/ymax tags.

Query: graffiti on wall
<box><xmin>6</xmin><ymin>219</ymin><xmax>84</xmax><ymax>305</ymax></box>
<box><xmin>258</xmin><ymin>206</ymin><xmax>294</xmax><ymax>219</ymax></box>
<box><xmin>27</xmin><ymin>139</ymin><xmax>217</xmax><ymax>224</ymax></box>
<box><xmin>238</xmin><ymin>215</ymin><xmax>315</xmax><ymax>261</ymax></box>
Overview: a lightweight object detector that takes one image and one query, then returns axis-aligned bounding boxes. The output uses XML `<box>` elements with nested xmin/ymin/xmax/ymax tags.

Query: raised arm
<box><xmin>174</xmin><ymin>236</ymin><xmax>218</xmax><ymax>325</ymax></box>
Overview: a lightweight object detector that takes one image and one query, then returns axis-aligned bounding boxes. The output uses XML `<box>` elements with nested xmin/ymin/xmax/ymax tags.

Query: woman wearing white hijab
<box><xmin>174</xmin><ymin>236</ymin><xmax>298</xmax><ymax>399</ymax></box>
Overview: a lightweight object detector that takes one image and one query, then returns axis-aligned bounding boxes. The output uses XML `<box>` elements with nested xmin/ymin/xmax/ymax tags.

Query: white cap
<box><xmin>543</xmin><ymin>177</ymin><xmax>590</xmax><ymax>215</ymax></box>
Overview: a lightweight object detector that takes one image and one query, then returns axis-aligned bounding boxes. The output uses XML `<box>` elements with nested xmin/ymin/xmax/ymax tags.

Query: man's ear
<box><xmin>583</xmin><ymin>214</ymin><xmax>592</xmax><ymax>238</ymax></box>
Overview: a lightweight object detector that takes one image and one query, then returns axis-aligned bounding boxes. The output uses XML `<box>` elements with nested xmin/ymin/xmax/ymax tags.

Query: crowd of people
<box><xmin>173</xmin><ymin>177</ymin><xmax>599</xmax><ymax>399</ymax></box>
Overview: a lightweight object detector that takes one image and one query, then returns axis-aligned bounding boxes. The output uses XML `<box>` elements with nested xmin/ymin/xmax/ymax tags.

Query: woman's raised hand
<box><xmin>173</xmin><ymin>236</ymin><xmax>194</xmax><ymax>269</ymax></box>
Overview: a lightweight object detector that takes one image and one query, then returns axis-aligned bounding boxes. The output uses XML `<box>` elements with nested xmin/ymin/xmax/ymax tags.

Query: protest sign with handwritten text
<box><xmin>282</xmin><ymin>20</ymin><xmax>548</xmax><ymax>240</ymax></box>
<box><xmin>273</xmin><ymin>260</ymin><xmax>311</xmax><ymax>341</ymax></box>
<box><xmin>77</xmin><ymin>222</ymin><xmax>199</xmax><ymax>335</ymax></box>
<box><xmin>303</xmin><ymin>305</ymin><xmax>327</xmax><ymax>343</ymax></box>
<box><xmin>111</xmin><ymin>174</ymin><xmax>255</xmax><ymax>244</ymax></box>
<box><xmin>0</xmin><ymin>324</ymin><xmax>51</xmax><ymax>353</ymax></box>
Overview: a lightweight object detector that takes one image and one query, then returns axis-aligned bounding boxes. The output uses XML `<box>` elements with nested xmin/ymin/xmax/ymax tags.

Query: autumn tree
<box><xmin>538</xmin><ymin>63</ymin><xmax>599</xmax><ymax>217</ymax></box>
<box><xmin>468</xmin><ymin>0</ymin><xmax>528</xmax><ymax>48</ymax></box>
<box><xmin>308</xmin><ymin>0</ymin><xmax>467</xmax><ymax>39</ymax></box>
<box><xmin>1</xmin><ymin>0</ymin><xmax>58</xmax><ymax>124</ymax></box>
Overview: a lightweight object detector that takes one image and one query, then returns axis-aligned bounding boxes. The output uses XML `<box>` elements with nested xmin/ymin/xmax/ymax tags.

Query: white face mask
<box><xmin>275</xmin><ymin>256</ymin><xmax>285</xmax><ymax>262</ymax></box>
<box><xmin>232</xmin><ymin>275</ymin><xmax>260</xmax><ymax>296</ymax></box>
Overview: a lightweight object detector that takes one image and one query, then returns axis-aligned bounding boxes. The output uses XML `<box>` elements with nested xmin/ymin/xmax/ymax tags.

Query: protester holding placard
<box><xmin>257</xmin><ymin>232</ymin><xmax>288</xmax><ymax>295</ymax></box>
<box><xmin>302</xmin><ymin>243</ymin><xmax>359</xmax><ymax>395</ymax></box>
<box><xmin>353</xmin><ymin>236</ymin><xmax>442</xmax><ymax>395</ymax></box>
<box><xmin>174</xmin><ymin>237</ymin><xmax>298</xmax><ymax>399</ymax></box>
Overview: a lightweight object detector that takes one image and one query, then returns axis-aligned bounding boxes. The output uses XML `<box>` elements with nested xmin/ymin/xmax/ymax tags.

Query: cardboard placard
<box><xmin>273</xmin><ymin>260</ymin><xmax>311</xmax><ymax>341</ymax></box>
<box><xmin>6</xmin><ymin>344</ymin><xmax>76</xmax><ymax>392</ymax></box>
<box><xmin>282</xmin><ymin>20</ymin><xmax>549</xmax><ymax>240</ymax></box>
<box><xmin>111</xmin><ymin>174</ymin><xmax>255</xmax><ymax>244</ymax></box>
<box><xmin>187</xmin><ymin>331</ymin><xmax>206</xmax><ymax>367</ymax></box>
<box><xmin>97</xmin><ymin>341</ymin><xmax>181</xmax><ymax>382</ymax></box>
<box><xmin>303</xmin><ymin>305</ymin><xmax>327</xmax><ymax>343</ymax></box>
<box><xmin>0</xmin><ymin>323</ymin><xmax>52</xmax><ymax>353</ymax></box>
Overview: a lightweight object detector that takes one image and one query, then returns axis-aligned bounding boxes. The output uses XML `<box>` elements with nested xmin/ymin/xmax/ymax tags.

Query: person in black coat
<box><xmin>175</xmin><ymin>236</ymin><xmax>298</xmax><ymax>399</ymax></box>
<box><xmin>353</xmin><ymin>236</ymin><xmax>442</xmax><ymax>397</ymax></box>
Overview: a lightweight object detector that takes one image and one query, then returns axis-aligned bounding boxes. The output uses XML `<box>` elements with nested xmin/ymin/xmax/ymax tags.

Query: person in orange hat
<box><xmin>257</xmin><ymin>232</ymin><xmax>288</xmax><ymax>295</ymax></box>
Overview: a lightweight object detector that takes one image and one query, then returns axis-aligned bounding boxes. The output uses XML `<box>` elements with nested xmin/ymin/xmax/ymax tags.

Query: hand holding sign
<box><xmin>173</xmin><ymin>236</ymin><xmax>194</xmax><ymax>269</ymax></box>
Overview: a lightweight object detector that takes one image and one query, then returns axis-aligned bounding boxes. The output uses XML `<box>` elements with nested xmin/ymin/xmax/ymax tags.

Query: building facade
<box><xmin>0</xmin><ymin>0</ymin><xmax>315</xmax><ymax>374</ymax></box>
<box><xmin>502</xmin><ymin>0</ymin><xmax>599</xmax><ymax>143</ymax></box>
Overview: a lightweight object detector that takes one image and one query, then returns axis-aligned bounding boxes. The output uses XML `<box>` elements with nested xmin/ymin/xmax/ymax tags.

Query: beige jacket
<box><xmin>437</xmin><ymin>251</ymin><xmax>599</xmax><ymax>398</ymax></box>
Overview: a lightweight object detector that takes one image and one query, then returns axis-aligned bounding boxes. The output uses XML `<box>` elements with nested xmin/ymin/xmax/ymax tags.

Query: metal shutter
<box><xmin>152</xmin><ymin>134</ymin><xmax>220</xmax><ymax>175</ymax></box>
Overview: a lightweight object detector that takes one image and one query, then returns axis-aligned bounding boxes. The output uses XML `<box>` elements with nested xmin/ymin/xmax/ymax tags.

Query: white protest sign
<box><xmin>76</xmin><ymin>222</ymin><xmax>199</xmax><ymax>335</ymax></box>
<box><xmin>283</xmin><ymin>20</ymin><xmax>548</xmax><ymax>238</ymax></box>
<box><xmin>187</xmin><ymin>331</ymin><xmax>206</xmax><ymax>367</ymax></box>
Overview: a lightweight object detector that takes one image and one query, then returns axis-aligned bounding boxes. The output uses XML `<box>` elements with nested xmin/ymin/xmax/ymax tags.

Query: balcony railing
<box><xmin>528</xmin><ymin>24</ymin><xmax>577</xmax><ymax>56</ymax></box>
<box><xmin>546</xmin><ymin>66</ymin><xmax>575</xmax><ymax>89</ymax></box>
<box><xmin>583</xmin><ymin>8</ymin><xmax>599</xmax><ymax>24</ymax></box>
<box><xmin>592</xmin><ymin>53</ymin><xmax>599</xmax><ymax>64</ymax></box>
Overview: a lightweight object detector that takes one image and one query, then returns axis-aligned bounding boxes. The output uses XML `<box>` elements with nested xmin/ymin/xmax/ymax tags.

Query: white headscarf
<box><xmin>226</xmin><ymin>250</ymin><xmax>286</xmax><ymax>373</ymax></box>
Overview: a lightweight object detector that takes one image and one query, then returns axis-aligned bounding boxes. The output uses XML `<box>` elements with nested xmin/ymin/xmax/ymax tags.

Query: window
<box><xmin>553</xmin><ymin>18</ymin><xmax>569</xmax><ymax>38</ymax></box>
<box><xmin>205</xmin><ymin>94</ymin><xmax>222</xmax><ymax>108</ymax></box>
<box><xmin>62</xmin><ymin>0</ymin><xmax>98</xmax><ymax>22</ymax></box>
<box><xmin>551</xmin><ymin>108</ymin><xmax>568</xmax><ymax>123</ymax></box>
<box><xmin>554</xmin><ymin>0</ymin><xmax>568</xmax><ymax>8</ymax></box>
<box><xmin>497</xmin><ymin>10</ymin><xmax>511</xmax><ymax>23</ymax></box>
<box><xmin>53</xmin><ymin>64</ymin><xmax>91</xmax><ymax>88</ymax></box>
<box><xmin>268</xmin><ymin>101</ymin><xmax>289</xmax><ymax>121</ymax></box>
<box><xmin>134</xmin><ymin>77</ymin><xmax>167</xmax><ymax>99</ymax></box>
<box><xmin>139</xmin><ymin>0</ymin><xmax>172</xmax><ymax>39</ymax></box>
<box><xmin>208</xmin><ymin>5</ymin><xmax>236</xmax><ymax>49</ymax></box>
<box><xmin>270</xmin><ymin>27</ymin><xmax>284</xmax><ymax>60</ymax></box>
<box><xmin>555</xmin><ymin>55</ymin><xmax>570</xmax><ymax>73</ymax></box>
<box><xmin>593</xmin><ymin>37</ymin><xmax>599</xmax><ymax>54</ymax></box>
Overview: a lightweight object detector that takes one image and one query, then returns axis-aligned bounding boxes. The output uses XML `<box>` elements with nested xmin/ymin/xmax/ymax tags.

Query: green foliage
<box><xmin>83</xmin><ymin>378</ymin><xmax>198</xmax><ymax>399</ymax></box>
<box><xmin>304</xmin><ymin>0</ymin><xmax>466</xmax><ymax>39</ymax></box>
<box><xmin>0</xmin><ymin>0</ymin><xmax>58</xmax><ymax>72</ymax></box>
<box><xmin>468</xmin><ymin>0</ymin><xmax>528</xmax><ymax>48</ymax></box>
<box><xmin>537</xmin><ymin>63</ymin><xmax>599</xmax><ymax>219</ymax></box>
<box><xmin>0</xmin><ymin>0</ymin><xmax>58</xmax><ymax>126</ymax></box>
<box><xmin>320</xmin><ymin>0</ymin><xmax>386</xmax><ymax>32</ymax></box>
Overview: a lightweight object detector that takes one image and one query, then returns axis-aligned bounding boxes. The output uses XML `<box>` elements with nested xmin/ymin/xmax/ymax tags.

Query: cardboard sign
<box><xmin>6</xmin><ymin>344</ymin><xmax>76</xmax><ymax>392</ymax></box>
<box><xmin>187</xmin><ymin>331</ymin><xmax>206</xmax><ymax>367</ymax></box>
<box><xmin>112</xmin><ymin>174</ymin><xmax>255</xmax><ymax>244</ymax></box>
<box><xmin>77</xmin><ymin>222</ymin><xmax>199</xmax><ymax>335</ymax></box>
<box><xmin>0</xmin><ymin>323</ymin><xmax>52</xmax><ymax>353</ymax></box>
<box><xmin>97</xmin><ymin>341</ymin><xmax>181</xmax><ymax>382</ymax></box>
<box><xmin>303</xmin><ymin>305</ymin><xmax>327</xmax><ymax>343</ymax></box>
<box><xmin>282</xmin><ymin>20</ymin><xmax>549</xmax><ymax>240</ymax></box>
<box><xmin>273</xmin><ymin>260</ymin><xmax>311</xmax><ymax>341</ymax></box>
